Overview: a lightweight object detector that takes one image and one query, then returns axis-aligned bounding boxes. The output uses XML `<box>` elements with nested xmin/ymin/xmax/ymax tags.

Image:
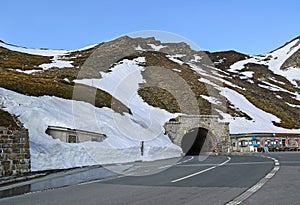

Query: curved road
<box><xmin>0</xmin><ymin>154</ymin><xmax>287</xmax><ymax>205</ymax></box>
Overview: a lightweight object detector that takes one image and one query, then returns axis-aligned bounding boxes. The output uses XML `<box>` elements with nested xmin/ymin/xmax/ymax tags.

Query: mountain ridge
<box><xmin>1</xmin><ymin>35</ymin><xmax>300</xmax><ymax>171</ymax></box>
<box><xmin>0</xmin><ymin>35</ymin><xmax>300</xmax><ymax>132</ymax></box>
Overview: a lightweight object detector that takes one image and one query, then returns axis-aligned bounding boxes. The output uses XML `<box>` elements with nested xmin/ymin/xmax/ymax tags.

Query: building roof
<box><xmin>47</xmin><ymin>126</ymin><xmax>106</xmax><ymax>137</ymax></box>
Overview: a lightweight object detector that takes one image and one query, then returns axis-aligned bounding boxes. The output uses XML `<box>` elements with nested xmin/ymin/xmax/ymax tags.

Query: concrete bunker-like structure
<box><xmin>46</xmin><ymin>126</ymin><xmax>107</xmax><ymax>143</ymax></box>
<box><xmin>164</xmin><ymin>115</ymin><xmax>230</xmax><ymax>155</ymax></box>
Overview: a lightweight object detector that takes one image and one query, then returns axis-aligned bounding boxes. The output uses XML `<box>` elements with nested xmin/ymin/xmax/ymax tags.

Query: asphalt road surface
<box><xmin>1</xmin><ymin>153</ymin><xmax>296</xmax><ymax>205</ymax></box>
<box><xmin>244</xmin><ymin>152</ymin><xmax>300</xmax><ymax>205</ymax></box>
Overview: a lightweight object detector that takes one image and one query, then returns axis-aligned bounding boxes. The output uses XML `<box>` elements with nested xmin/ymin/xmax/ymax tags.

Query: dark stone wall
<box><xmin>0</xmin><ymin>127</ymin><xmax>30</xmax><ymax>176</ymax></box>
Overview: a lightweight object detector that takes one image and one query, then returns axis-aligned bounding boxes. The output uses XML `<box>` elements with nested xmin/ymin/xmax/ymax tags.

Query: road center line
<box><xmin>218</xmin><ymin>156</ymin><xmax>231</xmax><ymax>166</ymax></box>
<box><xmin>176</xmin><ymin>156</ymin><xmax>194</xmax><ymax>165</ymax></box>
<box><xmin>171</xmin><ymin>156</ymin><xmax>231</xmax><ymax>183</ymax></box>
<box><xmin>171</xmin><ymin>166</ymin><xmax>216</xmax><ymax>183</ymax></box>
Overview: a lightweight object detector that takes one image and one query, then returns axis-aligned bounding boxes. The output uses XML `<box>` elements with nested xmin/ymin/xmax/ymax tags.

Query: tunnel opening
<box><xmin>181</xmin><ymin>128</ymin><xmax>212</xmax><ymax>155</ymax></box>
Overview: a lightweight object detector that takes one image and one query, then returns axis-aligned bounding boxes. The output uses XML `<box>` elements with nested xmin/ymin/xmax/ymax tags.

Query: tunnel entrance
<box><xmin>181</xmin><ymin>128</ymin><xmax>211</xmax><ymax>155</ymax></box>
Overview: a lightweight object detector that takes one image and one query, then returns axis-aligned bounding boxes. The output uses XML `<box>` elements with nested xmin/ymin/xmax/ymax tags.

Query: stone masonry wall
<box><xmin>164</xmin><ymin>115</ymin><xmax>231</xmax><ymax>154</ymax></box>
<box><xmin>0</xmin><ymin>127</ymin><xmax>30</xmax><ymax>177</ymax></box>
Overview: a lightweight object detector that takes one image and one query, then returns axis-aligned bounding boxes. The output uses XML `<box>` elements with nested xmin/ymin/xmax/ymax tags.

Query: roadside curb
<box><xmin>0</xmin><ymin>159</ymin><xmax>152</xmax><ymax>188</ymax></box>
<box><xmin>0</xmin><ymin>173</ymin><xmax>47</xmax><ymax>187</ymax></box>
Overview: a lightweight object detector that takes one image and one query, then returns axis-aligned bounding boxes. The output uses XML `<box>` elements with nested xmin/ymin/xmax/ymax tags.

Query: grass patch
<box><xmin>0</xmin><ymin>47</ymin><xmax>52</xmax><ymax>70</ymax></box>
<box><xmin>0</xmin><ymin>109</ymin><xmax>17</xmax><ymax>128</ymax></box>
<box><xmin>123</xmin><ymin>51</ymin><xmax>212</xmax><ymax>115</ymax></box>
<box><xmin>0</xmin><ymin>69</ymin><xmax>130</xmax><ymax>114</ymax></box>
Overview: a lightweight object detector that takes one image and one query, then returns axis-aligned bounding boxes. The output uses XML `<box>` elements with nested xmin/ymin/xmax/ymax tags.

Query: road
<box><xmin>1</xmin><ymin>153</ymin><xmax>297</xmax><ymax>205</ymax></box>
<box><xmin>244</xmin><ymin>152</ymin><xmax>300</xmax><ymax>205</ymax></box>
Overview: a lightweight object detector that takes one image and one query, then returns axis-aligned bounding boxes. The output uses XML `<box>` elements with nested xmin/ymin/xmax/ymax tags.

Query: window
<box><xmin>240</xmin><ymin>140</ymin><xmax>248</xmax><ymax>147</ymax></box>
<box><xmin>68</xmin><ymin>135</ymin><xmax>77</xmax><ymax>143</ymax></box>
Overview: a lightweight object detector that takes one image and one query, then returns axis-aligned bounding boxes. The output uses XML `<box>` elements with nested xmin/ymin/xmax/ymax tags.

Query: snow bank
<box><xmin>0</xmin><ymin>58</ymin><xmax>182</xmax><ymax>171</ymax></box>
<box><xmin>0</xmin><ymin>87</ymin><xmax>181</xmax><ymax>171</ymax></box>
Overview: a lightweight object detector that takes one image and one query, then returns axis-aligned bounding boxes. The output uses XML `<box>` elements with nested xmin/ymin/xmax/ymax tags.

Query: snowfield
<box><xmin>0</xmin><ymin>88</ymin><xmax>181</xmax><ymax>171</ymax></box>
<box><xmin>0</xmin><ymin>57</ymin><xmax>182</xmax><ymax>171</ymax></box>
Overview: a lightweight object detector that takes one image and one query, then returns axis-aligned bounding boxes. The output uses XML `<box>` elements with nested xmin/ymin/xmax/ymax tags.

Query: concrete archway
<box><xmin>164</xmin><ymin>115</ymin><xmax>231</xmax><ymax>154</ymax></box>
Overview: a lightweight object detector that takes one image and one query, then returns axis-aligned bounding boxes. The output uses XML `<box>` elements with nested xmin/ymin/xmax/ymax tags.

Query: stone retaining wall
<box><xmin>0</xmin><ymin>127</ymin><xmax>30</xmax><ymax>177</ymax></box>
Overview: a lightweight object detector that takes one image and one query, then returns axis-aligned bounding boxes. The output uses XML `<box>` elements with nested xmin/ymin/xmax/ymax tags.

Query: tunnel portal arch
<box><xmin>164</xmin><ymin>115</ymin><xmax>230</xmax><ymax>154</ymax></box>
<box><xmin>181</xmin><ymin>127</ymin><xmax>213</xmax><ymax>155</ymax></box>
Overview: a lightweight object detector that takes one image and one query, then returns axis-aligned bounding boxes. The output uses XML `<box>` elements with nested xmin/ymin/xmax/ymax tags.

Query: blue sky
<box><xmin>1</xmin><ymin>0</ymin><xmax>300</xmax><ymax>54</ymax></box>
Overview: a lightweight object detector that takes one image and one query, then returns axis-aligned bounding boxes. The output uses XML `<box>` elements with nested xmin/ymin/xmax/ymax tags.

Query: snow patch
<box><xmin>200</xmin><ymin>95</ymin><xmax>221</xmax><ymax>105</ymax></box>
<box><xmin>167</xmin><ymin>54</ymin><xmax>185</xmax><ymax>65</ymax></box>
<box><xmin>135</xmin><ymin>44</ymin><xmax>146</xmax><ymax>51</ymax></box>
<box><xmin>148</xmin><ymin>44</ymin><xmax>166</xmax><ymax>51</ymax></box>
<box><xmin>229</xmin><ymin>38</ymin><xmax>300</xmax><ymax>86</ymax></box>
<box><xmin>191</xmin><ymin>55</ymin><xmax>202</xmax><ymax>62</ymax></box>
<box><xmin>219</xmin><ymin>88</ymin><xmax>300</xmax><ymax>134</ymax></box>
<box><xmin>241</xmin><ymin>71</ymin><xmax>254</xmax><ymax>78</ymax></box>
<box><xmin>286</xmin><ymin>102</ymin><xmax>300</xmax><ymax>108</ymax></box>
<box><xmin>39</xmin><ymin>55</ymin><xmax>73</xmax><ymax>70</ymax></box>
<box><xmin>172</xmin><ymin>69</ymin><xmax>182</xmax><ymax>73</ymax></box>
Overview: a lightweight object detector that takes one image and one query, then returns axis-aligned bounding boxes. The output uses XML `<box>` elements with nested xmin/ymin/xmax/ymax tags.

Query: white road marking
<box><xmin>159</xmin><ymin>156</ymin><xmax>194</xmax><ymax>169</ymax></box>
<box><xmin>176</xmin><ymin>156</ymin><xmax>194</xmax><ymax>165</ymax></box>
<box><xmin>171</xmin><ymin>166</ymin><xmax>217</xmax><ymax>183</ymax></box>
<box><xmin>171</xmin><ymin>156</ymin><xmax>231</xmax><ymax>183</ymax></box>
<box><xmin>158</xmin><ymin>165</ymin><xmax>172</xmax><ymax>169</ymax></box>
<box><xmin>226</xmin><ymin>156</ymin><xmax>280</xmax><ymax>205</ymax></box>
<box><xmin>218</xmin><ymin>156</ymin><xmax>231</xmax><ymax>166</ymax></box>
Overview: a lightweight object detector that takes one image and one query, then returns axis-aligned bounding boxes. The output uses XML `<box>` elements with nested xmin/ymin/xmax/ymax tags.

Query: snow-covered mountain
<box><xmin>0</xmin><ymin>36</ymin><xmax>299</xmax><ymax>171</ymax></box>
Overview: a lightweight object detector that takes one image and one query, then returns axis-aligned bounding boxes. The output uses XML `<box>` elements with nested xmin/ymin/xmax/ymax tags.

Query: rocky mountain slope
<box><xmin>1</xmin><ymin>36</ymin><xmax>300</xmax><ymax>132</ymax></box>
<box><xmin>1</xmin><ymin>35</ymin><xmax>300</xmax><ymax>171</ymax></box>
